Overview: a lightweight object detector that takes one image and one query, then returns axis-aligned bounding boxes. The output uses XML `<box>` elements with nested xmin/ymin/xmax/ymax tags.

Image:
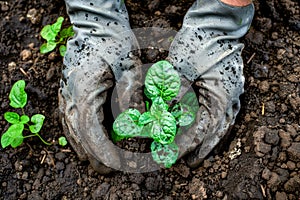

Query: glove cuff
<box><xmin>168</xmin><ymin>0</ymin><xmax>254</xmax><ymax>81</ymax></box>
<box><xmin>64</xmin><ymin>0</ymin><xmax>140</xmax><ymax>81</ymax></box>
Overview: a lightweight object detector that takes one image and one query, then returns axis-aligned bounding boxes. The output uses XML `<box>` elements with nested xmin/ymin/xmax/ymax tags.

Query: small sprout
<box><xmin>112</xmin><ymin>60</ymin><xmax>199</xmax><ymax>168</ymax></box>
<box><xmin>9</xmin><ymin>80</ymin><xmax>27</xmax><ymax>109</ymax></box>
<box><xmin>1</xmin><ymin>80</ymin><xmax>51</xmax><ymax>149</ymax></box>
<box><xmin>40</xmin><ymin>16</ymin><xmax>74</xmax><ymax>57</ymax></box>
<box><xmin>58</xmin><ymin>136</ymin><xmax>68</xmax><ymax>146</ymax></box>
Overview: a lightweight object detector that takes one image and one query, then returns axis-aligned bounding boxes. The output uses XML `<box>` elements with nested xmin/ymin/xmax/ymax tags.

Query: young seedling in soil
<box><xmin>40</xmin><ymin>16</ymin><xmax>74</xmax><ymax>57</ymax></box>
<box><xmin>113</xmin><ymin>60</ymin><xmax>199</xmax><ymax>168</ymax></box>
<box><xmin>1</xmin><ymin>80</ymin><xmax>51</xmax><ymax>148</ymax></box>
<box><xmin>58</xmin><ymin>136</ymin><xmax>68</xmax><ymax>146</ymax></box>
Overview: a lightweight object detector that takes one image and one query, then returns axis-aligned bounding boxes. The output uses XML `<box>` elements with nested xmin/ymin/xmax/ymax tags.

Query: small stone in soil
<box><xmin>92</xmin><ymin>183</ymin><xmax>111</xmax><ymax>199</ymax></box>
<box><xmin>287</xmin><ymin>142</ymin><xmax>300</xmax><ymax>162</ymax></box>
<box><xmin>284</xmin><ymin>175</ymin><xmax>300</xmax><ymax>193</ymax></box>
<box><xmin>20</xmin><ymin>49</ymin><xmax>32</xmax><ymax>61</ymax></box>
<box><xmin>264</xmin><ymin>130</ymin><xmax>279</xmax><ymax>145</ymax></box>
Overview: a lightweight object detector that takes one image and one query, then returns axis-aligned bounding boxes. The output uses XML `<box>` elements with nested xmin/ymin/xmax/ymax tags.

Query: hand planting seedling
<box><xmin>40</xmin><ymin>16</ymin><xmax>74</xmax><ymax>57</ymax></box>
<box><xmin>1</xmin><ymin>80</ymin><xmax>51</xmax><ymax>148</ymax></box>
<box><xmin>113</xmin><ymin>60</ymin><xmax>199</xmax><ymax>168</ymax></box>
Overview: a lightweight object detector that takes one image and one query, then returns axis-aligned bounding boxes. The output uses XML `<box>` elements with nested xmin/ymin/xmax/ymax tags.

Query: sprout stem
<box><xmin>23</xmin><ymin>133</ymin><xmax>52</xmax><ymax>146</ymax></box>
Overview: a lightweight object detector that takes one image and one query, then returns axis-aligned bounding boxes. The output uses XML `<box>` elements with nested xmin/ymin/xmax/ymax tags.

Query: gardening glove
<box><xmin>167</xmin><ymin>0</ymin><xmax>254</xmax><ymax>168</ymax></box>
<box><xmin>58</xmin><ymin>0</ymin><xmax>144</xmax><ymax>174</ymax></box>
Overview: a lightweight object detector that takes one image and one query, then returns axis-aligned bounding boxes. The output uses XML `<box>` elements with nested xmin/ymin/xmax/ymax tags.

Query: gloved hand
<box><xmin>167</xmin><ymin>0</ymin><xmax>254</xmax><ymax>167</ymax></box>
<box><xmin>58</xmin><ymin>0</ymin><xmax>144</xmax><ymax>174</ymax></box>
<box><xmin>59</xmin><ymin>0</ymin><xmax>255</xmax><ymax>173</ymax></box>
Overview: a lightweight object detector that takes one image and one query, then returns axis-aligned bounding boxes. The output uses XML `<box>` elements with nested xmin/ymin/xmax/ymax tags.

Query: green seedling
<box><xmin>40</xmin><ymin>16</ymin><xmax>74</xmax><ymax>57</ymax></box>
<box><xmin>113</xmin><ymin>60</ymin><xmax>199</xmax><ymax>168</ymax></box>
<box><xmin>58</xmin><ymin>136</ymin><xmax>68</xmax><ymax>146</ymax></box>
<box><xmin>1</xmin><ymin>80</ymin><xmax>51</xmax><ymax>148</ymax></box>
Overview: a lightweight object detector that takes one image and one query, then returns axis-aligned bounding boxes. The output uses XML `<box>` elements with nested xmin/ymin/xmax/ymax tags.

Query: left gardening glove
<box><xmin>58</xmin><ymin>0</ymin><xmax>143</xmax><ymax>174</ymax></box>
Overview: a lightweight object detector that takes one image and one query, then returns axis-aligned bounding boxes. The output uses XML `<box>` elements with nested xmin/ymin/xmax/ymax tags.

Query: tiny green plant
<box><xmin>1</xmin><ymin>80</ymin><xmax>51</xmax><ymax>148</ymax></box>
<box><xmin>112</xmin><ymin>60</ymin><xmax>199</xmax><ymax>168</ymax></box>
<box><xmin>40</xmin><ymin>16</ymin><xmax>74</xmax><ymax>57</ymax></box>
<box><xmin>58</xmin><ymin>136</ymin><xmax>68</xmax><ymax>147</ymax></box>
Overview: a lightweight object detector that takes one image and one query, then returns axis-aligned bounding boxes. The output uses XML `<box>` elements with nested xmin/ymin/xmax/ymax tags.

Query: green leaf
<box><xmin>150</xmin><ymin>98</ymin><xmax>165</xmax><ymax>119</ymax></box>
<box><xmin>170</xmin><ymin>103</ymin><xmax>183</xmax><ymax>119</ymax></box>
<box><xmin>181</xmin><ymin>92</ymin><xmax>199</xmax><ymax>112</ymax></box>
<box><xmin>151</xmin><ymin>141</ymin><xmax>179</xmax><ymax>168</ymax></box>
<box><xmin>138</xmin><ymin>112</ymin><xmax>155</xmax><ymax>126</ymax></box>
<box><xmin>40</xmin><ymin>25</ymin><xmax>55</xmax><ymax>41</ymax></box>
<box><xmin>170</xmin><ymin>103</ymin><xmax>195</xmax><ymax>127</ymax></box>
<box><xmin>9</xmin><ymin>80</ymin><xmax>27</xmax><ymax>109</ymax></box>
<box><xmin>178</xmin><ymin>104</ymin><xmax>195</xmax><ymax>127</ymax></box>
<box><xmin>58</xmin><ymin>136</ymin><xmax>68</xmax><ymax>146</ymax></box>
<box><xmin>29</xmin><ymin>114</ymin><xmax>45</xmax><ymax>134</ymax></box>
<box><xmin>145</xmin><ymin>60</ymin><xmax>180</xmax><ymax>101</ymax></box>
<box><xmin>40</xmin><ymin>41</ymin><xmax>57</xmax><ymax>54</ymax></box>
<box><xmin>40</xmin><ymin>17</ymin><xmax>64</xmax><ymax>42</ymax></box>
<box><xmin>152</xmin><ymin>97</ymin><xmax>169</xmax><ymax>111</ymax></box>
<box><xmin>149</xmin><ymin>111</ymin><xmax>177</xmax><ymax>144</ymax></box>
<box><xmin>113</xmin><ymin>109</ymin><xmax>143</xmax><ymax>141</ymax></box>
<box><xmin>20</xmin><ymin>115</ymin><xmax>30</xmax><ymax>124</ymax></box>
<box><xmin>111</xmin><ymin>129</ymin><xmax>124</xmax><ymax>142</ymax></box>
<box><xmin>126</xmin><ymin>108</ymin><xmax>141</xmax><ymax>122</ymax></box>
<box><xmin>4</xmin><ymin>112</ymin><xmax>20</xmax><ymax>124</ymax></box>
<box><xmin>60</xmin><ymin>26</ymin><xmax>74</xmax><ymax>39</ymax></box>
<box><xmin>59</xmin><ymin>45</ymin><xmax>67</xmax><ymax>57</ymax></box>
<box><xmin>146</xmin><ymin>98</ymin><xmax>177</xmax><ymax>144</ymax></box>
<box><xmin>140</xmin><ymin>123</ymin><xmax>152</xmax><ymax>137</ymax></box>
<box><xmin>144</xmin><ymin>87</ymin><xmax>155</xmax><ymax>100</ymax></box>
<box><xmin>177</xmin><ymin>92</ymin><xmax>199</xmax><ymax>127</ymax></box>
<box><xmin>1</xmin><ymin>123</ymin><xmax>24</xmax><ymax>148</ymax></box>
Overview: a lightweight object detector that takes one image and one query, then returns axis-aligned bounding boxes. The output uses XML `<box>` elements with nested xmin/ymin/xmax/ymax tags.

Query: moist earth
<box><xmin>0</xmin><ymin>0</ymin><xmax>300</xmax><ymax>199</ymax></box>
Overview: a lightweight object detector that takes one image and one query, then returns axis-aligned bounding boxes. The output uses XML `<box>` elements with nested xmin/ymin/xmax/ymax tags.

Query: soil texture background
<box><xmin>0</xmin><ymin>0</ymin><xmax>300</xmax><ymax>199</ymax></box>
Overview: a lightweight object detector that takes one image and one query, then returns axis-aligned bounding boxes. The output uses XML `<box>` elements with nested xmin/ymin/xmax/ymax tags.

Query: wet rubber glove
<box><xmin>167</xmin><ymin>0</ymin><xmax>254</xmax><ymax>167</ymax></box>
<box><xmin>58</xmin><ymin>0</ymin><xmax>143</xmax><ymax>174</ymax></box>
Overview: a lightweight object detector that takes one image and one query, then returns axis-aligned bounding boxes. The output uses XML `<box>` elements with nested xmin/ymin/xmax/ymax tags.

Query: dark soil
<box><xmin>1</xmin><ymin>0</ymin><xmax>299</xmax><ymax>199</ymax></box>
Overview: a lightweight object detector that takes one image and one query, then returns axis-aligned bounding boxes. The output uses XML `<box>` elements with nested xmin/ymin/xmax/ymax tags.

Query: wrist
<box><xmin>220</xmin><ymin>0</ymin><xmax>252</xmax><ymax>7</ymax></box>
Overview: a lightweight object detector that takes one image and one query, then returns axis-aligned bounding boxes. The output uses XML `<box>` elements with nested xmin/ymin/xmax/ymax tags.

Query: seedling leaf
<box><xmin>9</xmin><ymin>80</ymin><xmax>27</xmax><ymax>109</ymax></box>
<box><xmin>113</xmin><ymin>109</ymin><xmax>143</xmax><ymax>141</ymax></box>
<box><xmin>29</xmin><ymin>114</ymin><xmax>45</xmax><ymax>133</ymax></box>
<box><xmin>151</xmin><ymin>112</ymin><xmax>177</xmax><ymax>144</ymax></box>
<box><xmin>150</xmin><ymin>97</ymin><xmax>167</xmax><ymax>118</ymax></box>
<box><xmin>178</xmin><ymin>92</ymin><xmax>199</xmax><ymax>127</ymax></box>
<box><xmin>126</xmin><ymin>108</ymin><xmax>141</xmax><ymax>122</ymax></box>
<box><xmin>20</xmin><ymin>115</ymin><xmax>30</xmax><ymax>124</ymax></box>
<box><xmin>138</xmin><ymin>112</ymin><xmax>155</xmax><ymax>126</ymax></box>
<box><xmin>40</xmin><ymin>41</ymin><xmax>57</xmax><ymax>54</ymax></box>
<box><xmin>40</xmin><ymin>17</ymin><xmax>64</xmax><ymax>41</ymax></box>
<box><xmin>151</xmin><ymin>141</ymin><xmax>179</xmax><ymax>168</ymax></box>
<box><xmin>60</xmin><ymin>26</ymin><xmax>74</xmax><ymax>39</ymax></box>
<box><xmin>4</xmin><ymin>112</ymin><xmax>20</xmax><ymax>124</ymax></box>
<box><xmin>59</xmin><ymin>45</ymin><xmax>67</xmax><ymax>57</ymax></box>
<box><xmin>58</xmin><ymin>136</ymin><xmax>68</xmax><ymax>146</ymax></box>
<box><xmin>170</xmin><ymin>103</ymin><xmax>183</xmax><ymax>119</ymax></box>
<box><xmin>1</xmin><ymin>123</ymin><xmax>24</xmax><ymax>148</ymax></box>
<box><xmin>145</xmin><ymin>60</ymin><xmax>180</xmax><ymax>101</ymax></box>
<box><xmin>152</xmin><ymin>97</ymin><xmax>169</xmax><ymax>111</ymax></box>
<box><xmin>181</xmin><ymin>92</ymin><xmax>199</xmax><ymax>112</ymax></box>
<box><xmin>178</xmin><ymin>104</ymin><xmax>195</xmax><ymax>127</ymax></box>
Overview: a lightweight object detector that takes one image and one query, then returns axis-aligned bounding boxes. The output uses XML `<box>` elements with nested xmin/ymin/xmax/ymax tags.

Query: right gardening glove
<box><xmin>167</xmin><ymin>0</ymin><xmax>255</xmax><ymax>168</ymax></box>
